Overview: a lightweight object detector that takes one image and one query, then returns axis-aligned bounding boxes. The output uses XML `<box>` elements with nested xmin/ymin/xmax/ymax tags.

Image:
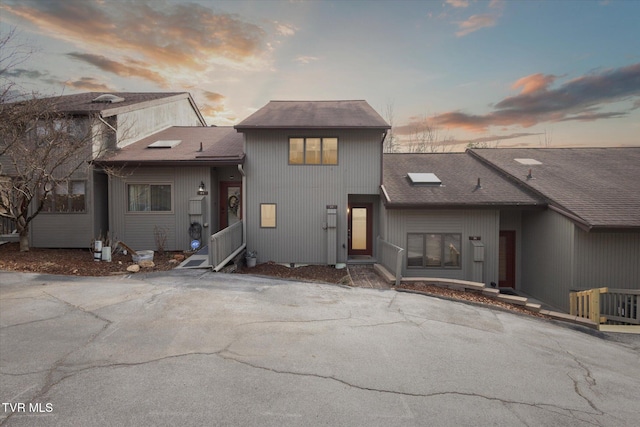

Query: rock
<box><xmin>126</xmin><ymin>264</ymin><xmax>140</xmax><ymax>273</ymax></box>
<box><xmin>168</xmin><ymin>259</ymin><xmax>179</xmax><ymax>265</ymax></box>
<box><xmin>138</xmin><ymin>260</ymin><xmax>155</xmax><ymax>268</ymax></box>
<box><xmin>173</xmin><ymin>254</ymin><xmax>185</xmax><ymax>262</ymax></box>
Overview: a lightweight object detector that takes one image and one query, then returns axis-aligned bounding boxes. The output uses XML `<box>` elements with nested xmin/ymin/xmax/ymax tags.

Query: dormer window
<box><xmin>289</xmin><ymin>137</ymin><xmax>338</xmax><ymax>165</ymax></box>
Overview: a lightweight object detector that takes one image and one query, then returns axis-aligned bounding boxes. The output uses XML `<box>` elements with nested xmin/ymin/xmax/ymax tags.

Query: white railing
<box><xmin>377</xmin><ymin>237</ymin><xmax>404</xmax><ymax>286</ymax></box>
<box><xmin>209</xmin><ymin>221</ymin><xmax>245</xmax><ymax>271</ymax></box>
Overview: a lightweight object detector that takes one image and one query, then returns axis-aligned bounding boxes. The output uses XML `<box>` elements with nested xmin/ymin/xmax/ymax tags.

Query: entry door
<box><xmin>348</xmin><ymin>203</ymin><xmax>372</xmax><ymax>256</ymax></box>
<box><xmin>499</xmin><ymin>230</ymin><xmax>516</xmax><ymax>288</ymax></box>
<box><xmin>219</xmin><ymin>182</ymin><xmax>241</xmax><ymax>229</ymax></box>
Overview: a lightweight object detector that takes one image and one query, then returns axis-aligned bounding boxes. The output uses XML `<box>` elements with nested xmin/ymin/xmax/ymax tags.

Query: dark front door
<box><xmin>499</xmin><ymin>230</ymin><xmax>516</xmax><ymax>288</ymax></box>
<box><xmin>348</xmin><ymin>203</ymin><xmax>372</xmax><ymax>256</ymax></box>
<box><xmin>219</xmin><ymin>182</ymin><xmax>241</xmax><ymax>229</ymax></box>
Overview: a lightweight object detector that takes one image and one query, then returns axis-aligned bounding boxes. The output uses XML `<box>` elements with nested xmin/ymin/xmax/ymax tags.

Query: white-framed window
<box><xmin>127</xmin><ymin>183</ymin><xmax>172</xmax><ymax>212</ymax></box>
<box><xmin>289</xmin><ymin>137</ymin><xmax>338</xmax><ymax>165</ymax></box>
<box><xmin>42</xmin><ymin>180</ymin><xmax>86</xmax><ymax>213</ymax></box>
<box><xmin>260</xmin><ymin>203</ymin><xmax>276</xmax><ymax>228</ymax></box>
<box><xmin>407</xmin><ymin>233</ymin><xmax>461</xmax><ymax>269</ymax></box>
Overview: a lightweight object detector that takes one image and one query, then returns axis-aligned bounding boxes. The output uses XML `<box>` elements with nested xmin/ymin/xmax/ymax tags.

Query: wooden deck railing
<box><xmin>376</xmin><ymin>237</ymin><xmax>404</xmax><ymax>286</ymax></box>
<box><xmin>209</xmin><ymin>221</ymin><xmax>245</xmax><ymax>271</ymax></box>
<box><xmin>570</xmin><ymin>287</ymin><xmax>639</xmax><ymax>328</ymax></box>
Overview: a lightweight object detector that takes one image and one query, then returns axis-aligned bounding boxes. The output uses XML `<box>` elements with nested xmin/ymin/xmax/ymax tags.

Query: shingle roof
<box><xmin>13</xmin><ymin>92</ymin><xmax>206</xmax><ymax>124</ymax></box>
<box><xmin>96</xmin><ymin>126</ymin><xmax>244</xmax><ymax>166</ymax></box>
<box><xmin>382</xmin><ymin>153</ymin><xmax>543</xmax><ymax>208</ymax></box>
<box><xmin>40</xmin><ymin>91</ymin><xmax>181</xmax><ymax>111</ymax></box>
<box><xmin>235</xmin><ymin>100</ymin><xmax>390</xmax><ymax>130</ymax></box>
<box><xmin>469</xmin><ymin>148</ymin><xmax>640</xmax><ymax>230</ymax></box>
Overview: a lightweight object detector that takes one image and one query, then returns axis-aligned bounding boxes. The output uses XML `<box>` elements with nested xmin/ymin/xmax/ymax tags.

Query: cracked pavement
<box><xmin>1</xmin><ymin>270</ymin><xmax>639</xmax><ymax>426</ymax></box>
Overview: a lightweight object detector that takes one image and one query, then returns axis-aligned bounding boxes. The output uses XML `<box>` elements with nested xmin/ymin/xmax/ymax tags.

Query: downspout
<box><xmin>379</xmin><ymin>131</ymin><xmax>387</xmax><ymax>186</ymax></box>
<box><xmin>238</xmin><ymin>164</ymin><xmax>246</xmax><ymax>245</ymax></box>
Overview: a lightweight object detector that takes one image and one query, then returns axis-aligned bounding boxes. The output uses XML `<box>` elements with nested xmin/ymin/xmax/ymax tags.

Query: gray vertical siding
<box><xmin>109</xmin><ymin>166</ymin><xmax>213</xmax><ymax>251</ymax></box>
<box><xmin>384</xmin><ymin>209</ymin><xmax>499</xmax><ymax>285</ymax></box>
<box><xmin>521</xmin><ymin>210</ymin><xmax>575</xmax><ymax>311</ymax></box>
<box><xmin>116</xmin><ymin>98</ymin><xmax>205</xmax><ymax>148</ymax></box>
<box><xmin>244</xmin><ymin>129</ymin><xmax>382</xmax><ymax>264</ymax></box>
<box><xmin>574</xmin><ymin>230</ymin><xmax>640</xmax><ymax>291</ymax></box>
<box><xmin>30</xmin><ymin>163</ymin><xmax>94</xmax><ymax>248</ymax></box>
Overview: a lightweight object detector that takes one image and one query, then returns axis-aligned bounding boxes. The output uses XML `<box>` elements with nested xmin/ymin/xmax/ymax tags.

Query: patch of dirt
<box><xmin>398</xmin><ymin>282</ymin><xmax>550</xmax><ymax>319</ymax></box>
<box><xmin>0</xmin><ymin>242</ymin><xmax>179</xmax><ymax>276</ymax></box>
<box><xmin>236</xmin><ymin>261</ymin><xmax>350</xmax><ymax>285</ymax></box>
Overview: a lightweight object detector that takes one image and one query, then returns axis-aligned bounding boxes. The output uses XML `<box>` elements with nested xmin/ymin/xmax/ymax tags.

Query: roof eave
<box><xmin>93</xmin><ymin>156</ymin><xmax>245</xmax><ymax>167</ymax></box>
<box><xmin>383</xmin><ymin>201</ymin><xmax>544</xmax><ymax>210</ymax></box>
<box><xmin>100</xmin><ymin>93</ymin><xmax>195</xmax><ymax>119</ymax></box>
<box><xmin>234</xmin><ymin>125</ymin><xmax>391</xmax><ymax>131</ymax></box>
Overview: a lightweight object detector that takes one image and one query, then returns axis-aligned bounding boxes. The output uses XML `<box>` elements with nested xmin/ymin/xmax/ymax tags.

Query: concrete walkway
<box><xmin>347</xmin><ymin>264</ymin><xmax>390</xmax><ymax>289</ymax></box>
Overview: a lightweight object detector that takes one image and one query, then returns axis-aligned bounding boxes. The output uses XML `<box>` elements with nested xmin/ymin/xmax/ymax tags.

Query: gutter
<box><xmin>380</xmin><ymin>184</ymin><xmax>391</xmax><ymax>203</ymax></box>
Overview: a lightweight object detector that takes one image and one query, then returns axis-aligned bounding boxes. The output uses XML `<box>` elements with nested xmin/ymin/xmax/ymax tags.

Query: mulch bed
<box><xmin>398</xmin><ymin>282</ymin><xmax>550</xmax><ymax>318</ymax></box>
<box><xmin>0</xmin><ymin>242</ymin><xmax>179</xmax><ymax>276</ymax></box>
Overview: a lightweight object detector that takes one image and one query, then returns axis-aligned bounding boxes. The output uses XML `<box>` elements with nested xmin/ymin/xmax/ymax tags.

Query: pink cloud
<box><xmin>455</xmin><ymin>14</ymin><xmax>499</xmax><ymax>37</ymax></box>
<box><xmin>512</xmin><ymin>73</ymin><xmax>557</xmax><ymax>94</ymax></box>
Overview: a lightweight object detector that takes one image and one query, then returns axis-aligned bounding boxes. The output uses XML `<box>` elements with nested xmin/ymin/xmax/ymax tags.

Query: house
<box><xmin>234</xmin><ymin>100</ymin><xmax>390</xmax><ymax>265</ymax></box>
<box><xmin>380</xmin><ymin>153</ymin><xmax>543</xmax><ymax>284</ymax></box>
<box><xmin>469</xmin><ymin>148</ymin><xmax>640</xmax><ymax>312</ymax></box>
<box><xmin>1</xmin><ymin>92</ymin><xmax>206</xmax><ymax>248</ymax></box>
<box><xmin>3</xmin><ymin>93</ymin><xmax>638</xmax><ymax>313</ymax></box>
<box><xmin>94</xmin><ymin>126</ymin><xmax>244</xmax><ymax>251</ymax></box>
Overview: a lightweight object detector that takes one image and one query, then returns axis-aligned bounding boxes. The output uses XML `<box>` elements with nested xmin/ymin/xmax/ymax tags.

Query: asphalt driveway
<box><xmin>1</xmin><ymin>270</ymin><xmax>639</xmax><ymax>426</ymax></box>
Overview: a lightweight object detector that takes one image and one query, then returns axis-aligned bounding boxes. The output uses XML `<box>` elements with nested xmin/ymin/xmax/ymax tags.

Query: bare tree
<box><xmin>406</xmin><ymin>115</ymin><xmax>452</xmax><ymax>153</ymax></box>
<box><xmin>0</xmin><ymin>29</ymin><xmax>115</xmax><ymax>251</ymax></box>
<box><xmin>466</xmin><ymin>139</ymin><xmax>501</xmax><ymax>149</ymax></box>
<box><xmin>0</xmin><ymin>99</ymin><xmax>107</xmax><ymax>251</ymax></box>
<box><xmin>539</xmin><ymin>129</ymin><xmax>552</xmax><ymax>147</ymax></box>
<box><xmin>383</xmin><ymin>101</ymin><xmax>399</xmax><ymax>153</ymax></box>
<box><xmin>1</xmin><ymin>27</ymin><xmax>36</xmax><ymax>104</ymax></box>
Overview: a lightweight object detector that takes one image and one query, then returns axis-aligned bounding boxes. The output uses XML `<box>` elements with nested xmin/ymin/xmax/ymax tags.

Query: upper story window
<box><xmin>289</xmin><ymin>137</ymin><xmax>338</xmax><ymax>165</ymax></box>
<box><xmin>42</xmin><ymin>181</ymin><xmax>86</xmax><ymax>213</ymax></box>
<box><xmin>127</xmin><ymin>183</ymin><xmax>172</xmax><ymax>212</ymax></box>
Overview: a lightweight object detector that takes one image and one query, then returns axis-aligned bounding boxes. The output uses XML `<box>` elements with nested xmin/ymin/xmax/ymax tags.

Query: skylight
<box><xmin>407</xmin><ymin>173</ymin><xmax>441</xmax><ymax>186</ymax></box>
<box><xmin>515</xmin><ymin>158</ymin><xmax>542</xmax><ymax>165</ymax></box>
<box><xmin>147</xmin><ymin>140</ymin><xmax>181</xmax><ymax>149</ymax></box>
<box><xmin>92</xmin><ymin>94</ymin><xmax>125</xmax><ymax>103</ymax></box>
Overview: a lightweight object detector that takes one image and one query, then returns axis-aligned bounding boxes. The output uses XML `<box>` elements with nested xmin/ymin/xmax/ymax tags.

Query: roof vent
<box><xmin>515</xmin><ymin>158</ymin><xmax>542</xmax><ymax>165</ymax></box>
<box><xmin>147</xmin><ymin>140</ymin><xmax>181</xmax><ymax>149</ymax></box>
<box><xmin>92</xmin><ymin>94</ymin><xmax>125</xmax><ymax>103</ymax></box>
<box><xmin>407</xmin><ymin>173</ymin><xmax>442</xmax><ymax>186</ymax></box>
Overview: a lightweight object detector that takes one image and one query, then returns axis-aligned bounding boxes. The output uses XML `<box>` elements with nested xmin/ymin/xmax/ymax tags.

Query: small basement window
<box><xmin>407</xmin><ymin>173</ymin><xmax>441</xmax><ymax>186</ymax></box>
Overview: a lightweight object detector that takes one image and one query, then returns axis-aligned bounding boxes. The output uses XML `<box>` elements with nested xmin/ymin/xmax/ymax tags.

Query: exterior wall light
<box><xmin>197</xmin><ymin>181</ymin><xmax>208</xmax><ymax>195</ymax></box>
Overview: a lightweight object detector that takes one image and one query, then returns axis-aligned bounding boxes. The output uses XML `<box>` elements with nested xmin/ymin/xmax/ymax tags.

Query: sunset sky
<box><xmin>1</xmin><ymin>0</ymin><xmax>639</xmax><ymax>150</ymax></box>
